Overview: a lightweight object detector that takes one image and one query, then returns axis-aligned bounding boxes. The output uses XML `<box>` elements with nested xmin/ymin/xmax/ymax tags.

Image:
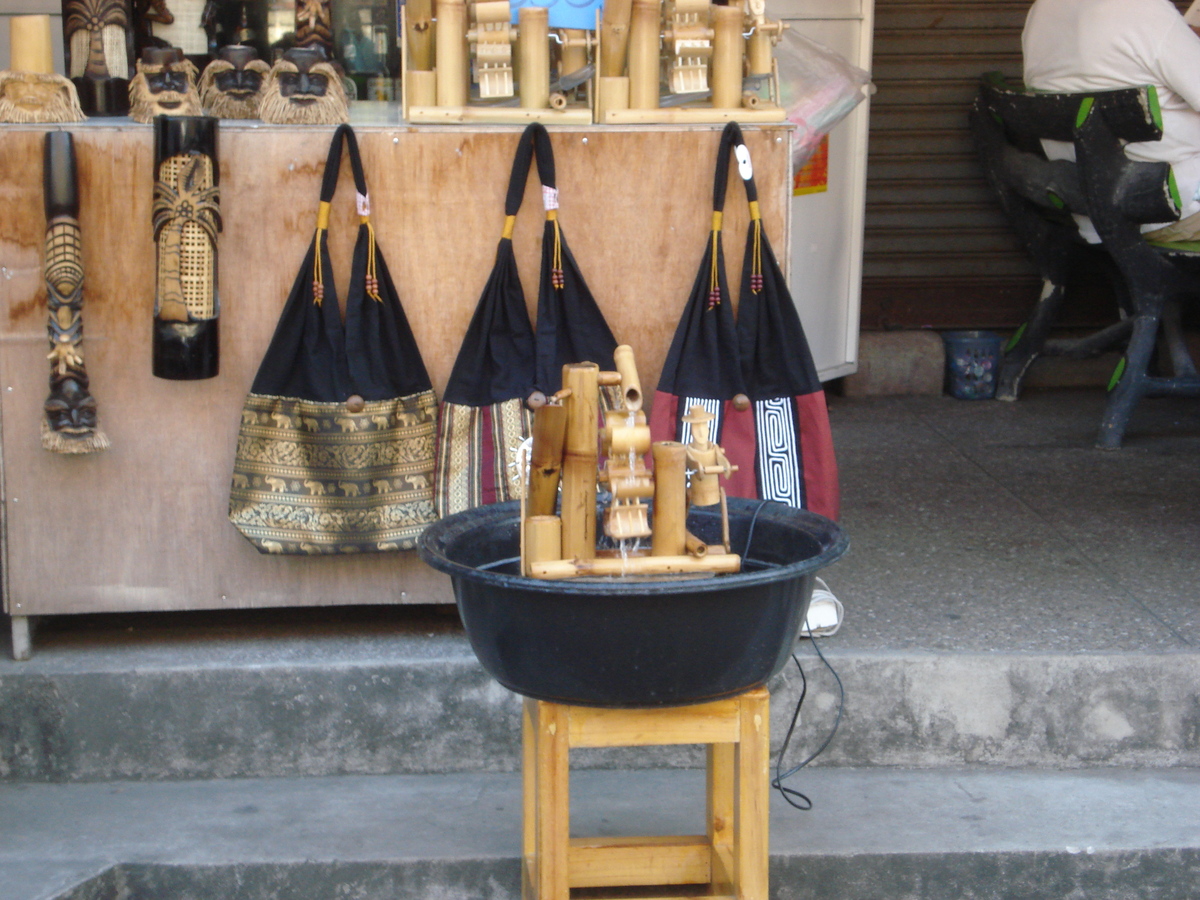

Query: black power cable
<box><xmin>742</xmin><ymin>499</ymin><xmax>846</xmax><ymax>811</ymax></box>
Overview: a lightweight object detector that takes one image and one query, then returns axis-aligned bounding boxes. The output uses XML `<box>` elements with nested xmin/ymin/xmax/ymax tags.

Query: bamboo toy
<box><xmin>405</xmin><ymin>0</ymin><xmax>592</xmax><ymax>124</ymax></box>
<box><xmin>598</xmin><ymin>0</ymin><xmax>790</xmax><ymax>124</ymax></box>
<box><xmin>521</xmin><ymin>345</ymin><xmax>740</xmax><ymax>581</ymax></box>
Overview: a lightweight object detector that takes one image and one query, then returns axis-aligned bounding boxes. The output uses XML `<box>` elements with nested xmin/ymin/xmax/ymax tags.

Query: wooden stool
<box><xmin>522</xmin><ymin>686</ymin><xmax>769</xmax><ymax>899</ymax></box>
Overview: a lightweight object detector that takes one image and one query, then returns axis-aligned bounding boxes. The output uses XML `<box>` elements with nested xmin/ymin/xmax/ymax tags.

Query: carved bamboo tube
<box><xmin>519</xmin><ymin>5</ymin><xmax>550</xmax><ymax>109</ymax></box>
<box><xmin>651</xmin><ymin>441</ymin><xmax>687</xmax><ymax>557</ymax></box>
<box><xmin>528</xmin><ymin>403</ymin><xmax>567</xmax><ymax>517</ymax></box>
<box><xmin>561</xmin><ymin>363</ymin><xmax>599</xmax><ymax>559</ymax></box>
<box><xmin>627</xmin><ymin>0</ymin><xmax>660</xmax><ymax>110</ymax></box>
<box><xmin>711</xmin><ymin>4</ymin><xmax>744</xmax><ymax>110</ymax></box>
<box><xmin>435</xmin><ymin>0</ymin><xmax>469</xmax><ymax>107</ymax></box>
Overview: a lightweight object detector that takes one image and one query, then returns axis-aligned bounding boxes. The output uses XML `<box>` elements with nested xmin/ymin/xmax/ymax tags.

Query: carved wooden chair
<box><xmin>971</xmin><ymin>73</ymin><xmax>1200</xmax><ymax>448</ymax></box>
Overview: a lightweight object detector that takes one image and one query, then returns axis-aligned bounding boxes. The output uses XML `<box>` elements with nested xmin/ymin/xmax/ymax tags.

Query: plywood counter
<box><xmin>0</xmin><ymin>115</ymin><xmax>791</xmax><ymax>638</ymax></box>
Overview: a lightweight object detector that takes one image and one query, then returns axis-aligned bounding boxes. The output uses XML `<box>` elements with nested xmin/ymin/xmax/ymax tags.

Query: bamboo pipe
<box><xmin>10</xmin><ymin>15</ymin><xmax>54</xmax><ymax>73</ymax></box>
<box><xmin>747</xmin><ymin>28</ymin><xmax>773</xmax><ymax>77</ymax></box>
<box><xmin>407</xmin><ymin>70</ymin><xmax>438</xmax><ymax>107</ymax></box>
<box><xmin>561</xmin><ymin>363</ymin><xmax>599</xmax><ymax>559</ymax></box>
<box><xmin>519</xmin><ymin>5</ymin><xmax>550</xmax><ymax>110</ymax></box>
<box><xmin>528</xmin><ymin>404</ymin><xmax>567</xmax><ymax>517</ymax></box>
<box><xmin>408</xmin><ymin>105</ymin><xmax>594</xmax><ymax>123</ymax></box>
<box><xmin>602</xmin><ymin>106</ymin><xmax>786</xmax><ymax>124</ymax></box>
<box><xmin>600</xmin><ymin>0</ymin><xmax>634</xmax><ymax>77</ymax></box>
<box><xmin>407</xmin><ymin>0</ymin><xmax>435</xmax><ymax>71</ymax></box>
<box><xmin>613</xmin><ymin>344</ymin><xmax>643</xmax><ymax>412</ymax></box>
<box><xmin>597</xmin><ymin>75</ymin><xmax>630</xmax><ymax>120</ymax></box>
<box><xmin>560</xmin><ymin>28</ymin><xmax>589</xmax><ymax>79</ymax></box>
<box><xmin>435</xmin><ymin>0</ymin><xmax>469</xmax><ymax>107</ymax></box>
<box><xmin>627</xmin><ymin>0</ymin><xmax>661</xmax><ymax>110</ymax></box>
<box><xmin>524</xmin><ymin>515</ymin><xmax>562</xmax><ymax>575</ymax></box>
<box><xmin>651</xmin><ymin>442</ymin><xmax>687</xmax><ymax>557</ymax></box>
<box><xmin>710</xmin><ymin>4</ymin><xmax>744</xmax><ymax>110</ymax></box>
<box><xmin>685</xmin><ymin>530</ymin><xmax>709</xmax><ymax>557</ymax></box>
<box><xmin>530</xmin><ymin>553</ymin><xmax>741</xmax><ymax>579</ymax></box>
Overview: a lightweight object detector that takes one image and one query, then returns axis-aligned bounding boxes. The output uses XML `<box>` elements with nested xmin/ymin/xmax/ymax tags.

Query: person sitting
<box><xmin>1022</xmin><ymin>0</ymin><xmax>1200</xmax><ymax>242</ymax></box>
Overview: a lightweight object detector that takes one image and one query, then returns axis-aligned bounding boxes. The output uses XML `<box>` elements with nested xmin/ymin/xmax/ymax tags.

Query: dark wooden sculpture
<box><xmin>259</xmin><ymin>45</ymin><xmax>348</xmax><ymax>125</ymax></box>
<box><xmin>198</xmin><ymin>44</ymin><xmax>269</xmax><ymax>118</ymax></box>
<box><xmin>42</xmin><ymin>132</ymin><xmax>109</xmax><ymax>453</ymax></box>
<box><xmin>152</xmin><ymin>115</ymin><xmax>221</xmax><ymax>380</ymax></box>
<box><xmin>294</xmin><ymin>0</ymin><xmax>334</xmax><ymax>61</ymax></box>
<box><xmin>129</xmin><ymin>45</ymin><xmax>201</xmax><ymax>123</ymax></box>
<box><xmin>62</xmin><ymin>0</ymin><xmax>135</xmax><ymax>116</ymax></box>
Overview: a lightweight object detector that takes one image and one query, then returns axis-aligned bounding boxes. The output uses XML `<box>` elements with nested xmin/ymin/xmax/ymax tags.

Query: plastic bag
<box><xmin>775</xmin><ymin>29</ymin><xmax>871</xmax><ymax>168</ymax></box>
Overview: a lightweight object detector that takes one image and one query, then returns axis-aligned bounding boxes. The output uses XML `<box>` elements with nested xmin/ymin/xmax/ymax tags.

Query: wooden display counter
<box><xmin>0</xmin><ymin>116</ymin><xmax>791</xmax><ymax>649</ymax></box>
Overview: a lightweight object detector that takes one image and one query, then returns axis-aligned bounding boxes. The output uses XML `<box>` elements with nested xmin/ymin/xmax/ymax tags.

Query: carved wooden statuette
<box><xmin>62</xmin><ymin>0</ymin><xmax>135</xmax><ymax>115</ymax></box>
<box><xmin>42</xmin><ymin>132</ymin><xmax>109</xmax><ymax>453</ymax></box>
<box><xmin>152</xmin><ymin>115</ymin><xmax>221</xmax><ymax>380</ymax></box>
<box><xmin>199</xmin><ymin>44</ymin><xmax>269</xmax><ymax>118</ymax></box>
<box><xmin>294</xmin><ymin>0</ymin><xmax>334</xmax><ymax>61</ymax></box>
<box><xmin>129</xmin><ymin>45</ymin><xmax>201</xmax><ymax>122</ymax></box>
<box><xmin>259</xmin><ymin>46</ymin><xmax>348</xmax><ymax>125</ymax></box>
<box><xmin>1</xmin><ymin>14</ymin><xmax>86</xmax><ymax>123</ymax></box>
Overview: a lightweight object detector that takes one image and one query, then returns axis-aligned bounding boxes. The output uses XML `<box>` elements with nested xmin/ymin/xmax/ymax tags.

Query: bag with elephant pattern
<box><xmin>228</xmin><ymin>125</ymin><xmax>438</xmax><ymax>554</ymax></box>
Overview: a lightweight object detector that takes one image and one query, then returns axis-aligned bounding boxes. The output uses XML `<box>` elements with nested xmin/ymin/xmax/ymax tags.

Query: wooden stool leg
<box><xmin>523</xmin><ymin>699</ymin><xmax>537</xmax><ymax>900</ymax></box>
<box><xmin>533</xmin><ymin>700</ymin><xmax>571</xmax><ymax>900</ymax></box>
<box><xmin>706</xmin><ymin>741</ymin><xmax>735</xmax><ymax>891</ymax></box>
<box><xmin>735</xmin><ymin>689</ymin><xmax>770</xmax><ymax>900</ymax></box>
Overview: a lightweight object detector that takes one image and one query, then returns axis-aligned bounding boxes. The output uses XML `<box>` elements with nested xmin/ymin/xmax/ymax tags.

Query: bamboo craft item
<box><xmin>151</xmin><ymin>115</ymin><xmax>221</xmax><ymax>380</ymax></box>
<box><xmin>520</xmin><ymin>345</ymin><xmax>740</xmax><ymax>580</ymax></box>
<box><xmin>41</xmin><ymin>132</ymin><xmax>108</xmax><ymax>454</ymax></box>
<box><xmin>0</xmin><ymin>14</ymin><xmax>86</xmax><ymax>124</ymax></box>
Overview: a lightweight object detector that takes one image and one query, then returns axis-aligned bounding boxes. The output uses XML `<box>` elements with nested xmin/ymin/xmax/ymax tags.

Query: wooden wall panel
<box><xmin>0</xmin><ymin>121</ymin><xmax>789</xmax><ymax>617</ymax></box>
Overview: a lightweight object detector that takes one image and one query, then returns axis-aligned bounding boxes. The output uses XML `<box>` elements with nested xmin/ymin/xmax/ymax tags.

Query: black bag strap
<box><xmin>503</xmin><ymin>123</ymin><xmax>557</xmax><ymax>223</ymax></box>
<box><xmin>320</xmin><ymin>123</ymin><xmax>369</xmax><ymax>204</ymax></box>
<box><xmin>712</xmin><ymin>121</ymin><xmax>759</xmax><ymax>215</ymax></box>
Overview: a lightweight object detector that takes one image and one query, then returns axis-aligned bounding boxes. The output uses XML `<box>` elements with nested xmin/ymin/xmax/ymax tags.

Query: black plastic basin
<box><xmin>418</xmin><ymin>498</ymin><xmax>848</xmax><ymax>707</ymax></box>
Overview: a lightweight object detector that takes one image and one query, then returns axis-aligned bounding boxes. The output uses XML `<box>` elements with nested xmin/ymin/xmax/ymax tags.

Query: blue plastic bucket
<box><xmin>942</xmin><ymin>330</ymin><xmax>1002</xmax><ymax>400</ymax></box>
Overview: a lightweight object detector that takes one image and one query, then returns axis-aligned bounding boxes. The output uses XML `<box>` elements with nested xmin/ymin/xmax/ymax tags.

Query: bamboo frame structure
<box><xmin>520</xmin><ymin>346</ymin><xmax>740</xmax><ymax>581</ymax></box>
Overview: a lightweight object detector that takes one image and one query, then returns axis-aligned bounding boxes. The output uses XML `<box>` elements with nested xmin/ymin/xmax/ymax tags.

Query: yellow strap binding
<box><xmin>502</xmin><ymin>214</ymin><xmax>517</xmax><ymax>239</ymax></box>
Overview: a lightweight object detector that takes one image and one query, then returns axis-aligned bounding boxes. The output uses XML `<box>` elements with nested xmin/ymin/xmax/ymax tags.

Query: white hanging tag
<box><xmin>542</xmin><ymin>186</ymin><xmax>559</xmax><ymax>210</ymax></box>
<box><xmin>735</xmin><ymin>144</ymin><xmax>753</xmax><ymax>181</ymax></box>
<box><xmin>356</xmin><ymin>192</ymin><xmax>371</xmax><ymax>216</ymax></box>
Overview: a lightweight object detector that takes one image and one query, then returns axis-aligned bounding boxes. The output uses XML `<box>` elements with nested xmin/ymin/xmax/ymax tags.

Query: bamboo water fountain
<box><xmin>522</xmin><ymin>345</ymin><xmax>742</xmax><ymax>579</ymax></box>
<box><xmin>419</xmin><ymin>343</ymin><xmax>847</xmax><ymax>708</ymax></box>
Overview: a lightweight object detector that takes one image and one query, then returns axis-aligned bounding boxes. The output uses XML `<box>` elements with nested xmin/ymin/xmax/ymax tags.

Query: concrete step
<box><xmin>4</xmin><ymin>614</ymin><xmax>1200</xmax><ymax>781</ymax></box>
<box><xmin>2</xmin><ymin>767</ymin><xmax>1198</xmax><ymax>900</ymax></box>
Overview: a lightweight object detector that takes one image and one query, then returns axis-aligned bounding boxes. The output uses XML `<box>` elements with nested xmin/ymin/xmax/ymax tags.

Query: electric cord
<box><xmin>742</xmin><ymin>498</ymin><xmax>846</xmax><ymax>811</ymax></box>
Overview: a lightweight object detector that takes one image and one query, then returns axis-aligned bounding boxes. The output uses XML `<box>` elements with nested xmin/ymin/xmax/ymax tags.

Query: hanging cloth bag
<box><xmin>650</xmin><ymin>122</ymin><xmax>839</xmax><ymax>520</ymax></box>
<box><xmin>229</xmin><ymin>124</ymin><xmax>439</xmax><ymax>553</ymax></box>
<box><xmin>436</xmin><ymin>123</ymin><xmax>618</xmax><ymax>517</ymax></box>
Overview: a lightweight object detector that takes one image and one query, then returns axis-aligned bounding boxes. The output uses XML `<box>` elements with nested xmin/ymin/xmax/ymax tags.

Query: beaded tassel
<box><xmin>707</xmin><ymin>214</ymin><xmax>721</xmax><ymax>308</ymax></box>
<box><xmin>750</xmin><ymin>217</ymin><xmax>763</xmax><ymax>294</ymax></box>
<box><xmin>551</xmin><ymin>218</ymin><xmax>564</xmax><ymax>289</ymax></box>
<box><xmin>364</xmin><ymin>219</ymin><xmax>381</xmax><ymax>301</ymax></box>
<box><xmin>312</xmin><ymin>229</ymin><xmax>325</xmax><ymax>304</ymax></box>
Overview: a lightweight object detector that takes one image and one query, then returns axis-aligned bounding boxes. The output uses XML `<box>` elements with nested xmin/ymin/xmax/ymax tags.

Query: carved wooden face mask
<box><xmin>199</xmin><ymin>46</ymin><xmax>269</xmax><ymax>119</ymax></box>
<box><xmin>258</xmin><ymin>47</ymin><xmax>347</xmax><ymax>125</ymax></box>
<box><xmin>128</xmin><ymin>48</ymin><xmax>201</xmax><ymax>123</ymax></box>
<box><xmin>0</xmin><ymin>71</ymin><xmax>85</xmax><ymax>123</ymax></box>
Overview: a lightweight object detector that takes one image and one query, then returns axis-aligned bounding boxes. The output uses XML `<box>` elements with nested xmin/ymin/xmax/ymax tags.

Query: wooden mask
<box><xmin>259</xmin><ymin>46</ymin><xmax>348</xmax><ymax>125</ymax></box>
<box><xmin>199</xmin><ymin>44</ymin><xmax>269</xmax><ymax>118</ymax></box>
<box><xmin>128</xmin><ymin>46</ymin><xmax>201</xmax><ymax>123</ymax></box>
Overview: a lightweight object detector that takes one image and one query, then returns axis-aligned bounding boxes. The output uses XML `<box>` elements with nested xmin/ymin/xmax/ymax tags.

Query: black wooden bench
<box><xmin>971</xmin><ymin>73</ymin><xmax>1200</xmax><ymax>448</ymax></box>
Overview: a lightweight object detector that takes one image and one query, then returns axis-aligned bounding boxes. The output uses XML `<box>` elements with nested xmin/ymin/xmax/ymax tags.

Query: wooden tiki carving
<box><xmin>42</xmin><ymin>132</ymin><xmax>109</xmax><ymax>453</ymax></box>
<box><xmin>62</xmin><ymin>0</ymin><xmax>134</xmax><ymax>115</ymax></box>
<box><xmin>152</xmin><ymin>115</ymin><xmax>221</xmax><ymax>380</ymax></box>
